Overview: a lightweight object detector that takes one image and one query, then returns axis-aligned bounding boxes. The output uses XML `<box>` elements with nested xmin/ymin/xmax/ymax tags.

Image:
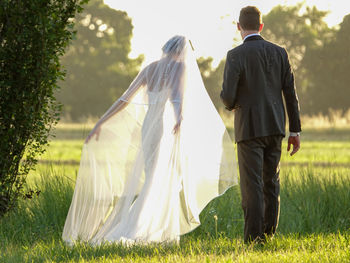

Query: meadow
<box><xmin>0</xmin><ymin>120</ymin><xmax>350</xmax><ymax>262</ymax></box>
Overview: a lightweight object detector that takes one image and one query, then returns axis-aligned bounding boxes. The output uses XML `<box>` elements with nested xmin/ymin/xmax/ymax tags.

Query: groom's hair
<box><xmin>239</xmin><ymin>6</ymin><xmax>262</xmax><ymax>31</ymax></box>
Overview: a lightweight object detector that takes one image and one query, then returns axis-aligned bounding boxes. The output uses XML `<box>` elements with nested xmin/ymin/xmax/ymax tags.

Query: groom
<box><xmin>221</xmin><ymin>6</ymin><xmax>301</xmax><ymax>243</ymax></box>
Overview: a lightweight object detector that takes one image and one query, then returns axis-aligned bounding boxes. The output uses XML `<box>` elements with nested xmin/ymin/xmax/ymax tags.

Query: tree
<box><xmin>57</xmin><ymin>0</ymin><xmax>143</xmax><ymax>120</ymax></box>
<box><xmin>0</xmin><ymin>0</ymin><xmax>87</xmax><ymax>216</ymax></box>
<box><xmin>304</xmin><ymin>14</ymin><xmax>350</xmax><ymax>113</ymax></box>
<box><xmin>262</xmin><ymin>4</ymin><xmax>334</xmax><ymax>114</ymax></box>
<box><xmin>263</xmin><ymin>4</ymin><xmax>331</xmax><ymax>70</ymax></box>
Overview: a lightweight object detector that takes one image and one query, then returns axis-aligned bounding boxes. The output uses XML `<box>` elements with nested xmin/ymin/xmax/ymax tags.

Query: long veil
<box><xmin>62</xmin><ymin>36</ymin><xmax>237</xmax><ymax>244</ymax></box>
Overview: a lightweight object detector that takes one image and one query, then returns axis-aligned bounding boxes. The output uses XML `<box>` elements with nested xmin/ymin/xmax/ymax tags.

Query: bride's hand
<box><xmin>85</xmin><ymin>125</ymin><xmax>102</xmax><ymax>144</ymax></box>
<box><xmin>173</xmin><ymin>122</ymin><xmax>181</xmax><ymax>134</ymax></box>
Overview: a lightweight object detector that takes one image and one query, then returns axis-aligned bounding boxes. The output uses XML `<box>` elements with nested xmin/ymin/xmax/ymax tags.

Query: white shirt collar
<box><xmin>243</xmin><ymin>33</ymin><xmax>260</xmax><ymax>42</ymax></box>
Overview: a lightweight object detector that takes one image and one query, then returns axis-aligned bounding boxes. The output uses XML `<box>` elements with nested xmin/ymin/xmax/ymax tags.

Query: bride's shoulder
<box><xmin>149</xmin><ymin>60</ymin><xmax>159</xmax><ymax>67</ymax></box>
<box><xmin>144</xmin><ymin>60</ymin><xmax>160</xmax><ymax>72</ymax></box>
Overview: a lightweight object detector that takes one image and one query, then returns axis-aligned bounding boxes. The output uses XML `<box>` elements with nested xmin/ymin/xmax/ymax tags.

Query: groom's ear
<box><xmin>259</xmin><ymin>23</ymin><xmax>264</xmax><ymax>32</ymax></box>
<box><xmin>237</xmin><ymin>23</ymin><xmax>242</xmax><ymax>31</ymax></box>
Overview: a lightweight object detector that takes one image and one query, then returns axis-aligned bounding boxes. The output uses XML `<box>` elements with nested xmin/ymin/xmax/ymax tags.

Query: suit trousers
<box><xmin>237</xmin><ymin>135</ymin><xmax>283</xmax><ymax>242</ymax></box>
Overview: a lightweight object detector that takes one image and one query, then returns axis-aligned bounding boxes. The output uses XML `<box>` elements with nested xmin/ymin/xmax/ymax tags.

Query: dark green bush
<box><xmin>0</xmin><ymin>0</ymin><xmax>88</xmax><ymax>216</ymax></box>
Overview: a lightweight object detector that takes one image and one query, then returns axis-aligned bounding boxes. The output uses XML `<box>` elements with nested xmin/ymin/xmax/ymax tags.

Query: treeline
<box><xmin>58</xmin><ymin>1</ymin><xmax>350</xmax><ymax>120</ymax></box>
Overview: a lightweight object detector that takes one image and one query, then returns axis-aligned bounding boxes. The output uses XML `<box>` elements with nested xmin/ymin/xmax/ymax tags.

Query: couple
<box><xmin>62</xmin><ymin>6</ymin><xmax>301</xmax><ymax>245</ymax></box>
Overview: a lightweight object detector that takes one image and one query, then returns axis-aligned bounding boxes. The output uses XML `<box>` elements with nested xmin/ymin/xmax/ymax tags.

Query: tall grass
<box><xmin>1</xmin><ymin>163</ymin><xmax>349</xmax><ymax>262</ymax></box>
<box><xmin>278</xmin><ymin>167</ymin><xmax>350</xmax><ymax>234</ymax></box>
<box><xmin>192</xmin><ymin>166</ymin><xmax>350</xmax><ymax>238</ymax></box>
<box><xmin>0</xmin><ymin>168</ymin><xmax>74</xmax><ymax>246</ymax></box>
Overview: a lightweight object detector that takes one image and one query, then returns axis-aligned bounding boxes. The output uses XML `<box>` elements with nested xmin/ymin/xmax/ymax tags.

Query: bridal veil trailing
<box><xmin>62</xmin><ymin>35</ymin><xmax>237</xmax><ymax>245</ymax></box>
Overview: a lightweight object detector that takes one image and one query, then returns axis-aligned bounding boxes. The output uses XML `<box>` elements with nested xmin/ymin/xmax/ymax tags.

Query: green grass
<box><xmin>2</xmin><ymin>233</ymin><xmax>350</xmax><ymax>262</ymax></box>
<box><xmin>280</xmin><ymin>141</ymin><xmax>350</xmax><ymax>164</ymax></box>
<box><xmin>37</xmin><ymin>140</ymin><xmax>350</xmax><ymax>165</ymax></box>
<box><xmin>1</xmin><ymin>125</ymin><xmax>350</xmax><ymax>262</ymax></box>
<box><xmin>39</xmin><ymin>140</ymin><xmax>83</xmax><ymax>163</ymax></box>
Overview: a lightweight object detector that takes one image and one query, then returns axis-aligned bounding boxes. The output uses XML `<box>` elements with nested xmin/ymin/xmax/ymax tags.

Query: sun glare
<box><xmin>104</xmin><ymin>0</ymin><xmax>350</xmax><ymax>66</ymax></box>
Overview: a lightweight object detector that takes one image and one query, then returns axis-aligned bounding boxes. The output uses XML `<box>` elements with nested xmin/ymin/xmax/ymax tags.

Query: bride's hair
<box><xmin>162</xmin><ymin>35</ymin><xmax>186</xmax><ymax>56</ymax></box>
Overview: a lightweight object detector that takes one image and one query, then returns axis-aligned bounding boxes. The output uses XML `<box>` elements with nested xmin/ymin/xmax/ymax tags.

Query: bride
<box><xmin>62</xmin><ymin>35</ymin><xmax>237</xmax><ymax>245</ymax></box>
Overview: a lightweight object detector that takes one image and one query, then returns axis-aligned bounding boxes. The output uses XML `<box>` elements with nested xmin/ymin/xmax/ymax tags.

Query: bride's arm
<box><xmin>171</xmin><ymin>64</ymin><xmax>184</xmax><ymax>134</ymax></box>
<box><xmin>172</xmin><ymin>101</ymin><xmax>183</xmax><ymax>134</ymax></box>
<box><xmin>85</xmin><ymin>68</ymin><xmax>147</xmax><ymax>143</ymax></box>
<box><xmin>99</xmin><ymin>82</ymin><xmax>144</xmax><ymax>124</ymax></box>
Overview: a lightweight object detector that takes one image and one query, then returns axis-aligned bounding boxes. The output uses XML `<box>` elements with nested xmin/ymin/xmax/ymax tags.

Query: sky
<box><xmin>104</xmin><ymin>0</ymin><xmax>350</xmax><ymax>66</ymax></box>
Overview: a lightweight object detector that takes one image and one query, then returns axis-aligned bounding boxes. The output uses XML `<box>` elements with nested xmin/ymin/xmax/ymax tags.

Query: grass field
<box><xmin>0</xmin><ymin>123</ymin><xmax>350</xmax><ymax>262</ymax></box>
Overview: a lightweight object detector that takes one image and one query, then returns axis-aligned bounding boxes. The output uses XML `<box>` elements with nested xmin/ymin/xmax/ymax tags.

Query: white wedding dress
<box><xmin>62</xmin><ymin>36</ymin><xmax>237</xmax><ymax>245</ymax></box>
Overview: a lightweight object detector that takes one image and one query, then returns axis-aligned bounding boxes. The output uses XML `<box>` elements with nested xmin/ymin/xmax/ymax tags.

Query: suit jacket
<box><xmin>221</xmin><ymin>35</ymin><xmax>301</xmax><ymax>142</ymax></box>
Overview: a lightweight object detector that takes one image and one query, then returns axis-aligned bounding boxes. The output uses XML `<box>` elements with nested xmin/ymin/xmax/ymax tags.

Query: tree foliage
<box><xmin>0</xmin><ymin>0</ymin><xmax>87</xmax><ymax>216</ymax></box>
<box><xmin>262</xmin><ymin>4</ymin><xmax>335</xmax><ymax>114</ymax></box>
<box><xmin>263</xmin><ymin>4</ymin><xmax>331</xmax><ymax>69</ymax></box>
<box><xmin>262</xmin><ymin>4</ymin><xmax>350</xmax><ymax>114</ymax></box>
<box><xmin>57</xmin><ymin>0</ymin><xmax>143</xmax><ymax>120</ymax></box>
<box><xmin>304</xmin><ymin>14</ymin><xmax>350</xmax><ymax>113</ymax></box>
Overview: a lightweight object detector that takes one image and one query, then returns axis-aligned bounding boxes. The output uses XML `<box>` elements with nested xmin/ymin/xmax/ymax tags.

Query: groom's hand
<box><xmin>287</xmin><ymin>135</ymin><xmax>300</xmax><ymax>156</ymax></box>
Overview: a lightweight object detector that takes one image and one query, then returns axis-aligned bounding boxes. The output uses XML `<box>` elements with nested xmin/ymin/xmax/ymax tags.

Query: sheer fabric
<box><xmin>62</xmin><ymin>36</ymin><xmax>237</xmax><ymax>245</ymax></box>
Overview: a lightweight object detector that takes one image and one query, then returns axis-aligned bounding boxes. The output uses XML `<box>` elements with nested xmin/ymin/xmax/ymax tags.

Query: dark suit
<box><xmin>221</xmin><ymin>35</ymin><xmax>301</xmax><ymax>242</ymax></box>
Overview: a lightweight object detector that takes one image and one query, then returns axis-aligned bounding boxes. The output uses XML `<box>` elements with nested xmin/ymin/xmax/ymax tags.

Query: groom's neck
<box><xmin>240</xmin><ymin>30</ymin><xmax>260</xmax><ymax>40</ymax></box>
